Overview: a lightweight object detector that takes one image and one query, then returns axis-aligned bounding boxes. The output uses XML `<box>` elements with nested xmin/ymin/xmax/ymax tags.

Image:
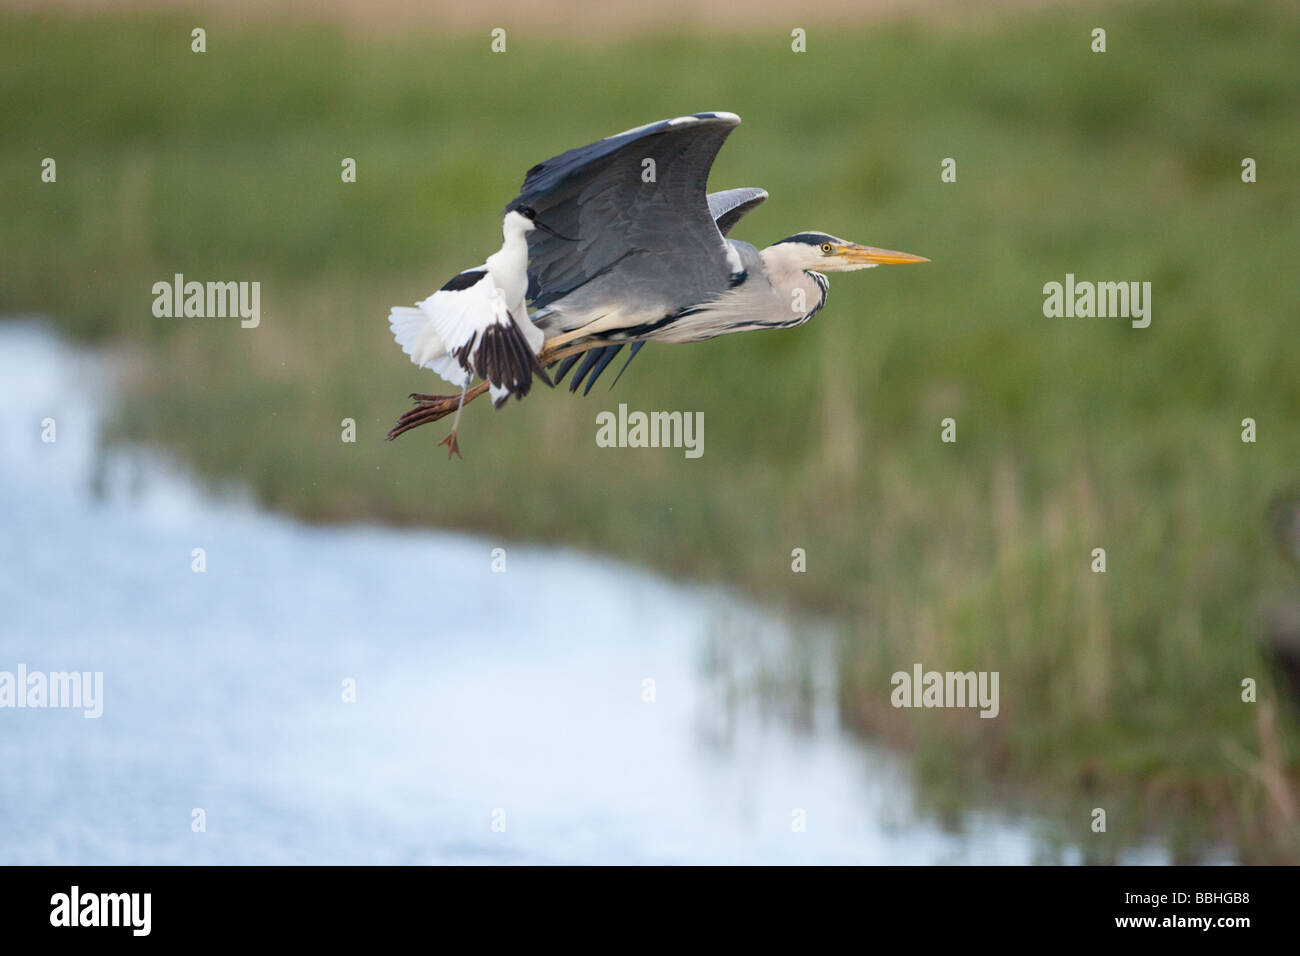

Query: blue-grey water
<box><xmin>0</xmin><ymin>321</ymin><xmax>1166</xmax><ymax>864</ymax></box>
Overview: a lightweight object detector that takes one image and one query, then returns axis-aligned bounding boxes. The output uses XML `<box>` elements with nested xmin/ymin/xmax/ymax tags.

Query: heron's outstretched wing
<box><xmin>506</xmin><ymin>112</ymin><xmax>744</xmax><ymax>313</ymax></box>
<box><xmin>543</xmin><ymin>184</ymin><xmax>770</xmax><ymax>394</ymax></box>
<box><xmin>708</xmin><ymin>188</ymin><xmax>768</xmax><ymax>236</ymax></box>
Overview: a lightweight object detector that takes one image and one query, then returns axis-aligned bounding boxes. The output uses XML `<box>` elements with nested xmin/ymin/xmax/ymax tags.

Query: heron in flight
<box><xmin>387</xmin><ymin>112</ymin><xmax>927</xmax><ymax>455</ymax></box>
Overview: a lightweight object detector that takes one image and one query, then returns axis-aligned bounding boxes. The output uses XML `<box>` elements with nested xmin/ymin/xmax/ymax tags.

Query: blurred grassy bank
<box><xmin>3</xmin><ymin>2</ymin><xmax>1299</xmax><ymax>860</ymax></box>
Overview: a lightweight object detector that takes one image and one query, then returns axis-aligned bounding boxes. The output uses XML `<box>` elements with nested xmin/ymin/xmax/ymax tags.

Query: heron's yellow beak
<box><xmin>839</xmin><ymin>243</ymin><xmax>930</xmax><ymax>265</ymax></box>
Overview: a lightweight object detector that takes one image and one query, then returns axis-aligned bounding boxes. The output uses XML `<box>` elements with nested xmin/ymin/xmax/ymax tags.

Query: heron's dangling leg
<box><xmin>388</xmin><ymin>341</ymin><xmax>614</xmax><ymax>445</ymax></box>
<box><xmin>387</xmin><ymin>381</ymin><xmax>491</xmax><ymax>441</ymax></box>
<box><xmin>438</xmin><ymin>380</ymin><xmax>470</xmax><ymax>459</ymax></box>
<box><xmin>540</xmin><ymin>327</ymin><xmax>591</xmax><ymax>352</ymax></box>
<box><xmin>539</xmin><ymin>339</ymin><xmax>611</xmax><ymax>367</ymax></box>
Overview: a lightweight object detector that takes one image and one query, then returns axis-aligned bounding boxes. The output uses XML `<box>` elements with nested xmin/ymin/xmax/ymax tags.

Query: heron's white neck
<box><xmin>759</xmin><ymin>242</ymin><xmax>824</xmax><ymax>286</ymax></box>
<box><xmin>759</xmin><ymin>243</ymin><xmax>827</xmax><ymax>318</ymax></box>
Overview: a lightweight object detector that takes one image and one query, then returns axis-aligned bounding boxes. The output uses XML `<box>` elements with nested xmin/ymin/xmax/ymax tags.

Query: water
<box><xmin>0</xmin><ymin>320</ymin><xmax>1128</xmax><ymax>864</ymax></box>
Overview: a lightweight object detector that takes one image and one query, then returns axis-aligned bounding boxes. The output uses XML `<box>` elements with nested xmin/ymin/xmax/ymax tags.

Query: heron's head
<box><xmin>769</xmin><ymin>232</ymin><xmax>929</xmax><ymax>273</ymax></box>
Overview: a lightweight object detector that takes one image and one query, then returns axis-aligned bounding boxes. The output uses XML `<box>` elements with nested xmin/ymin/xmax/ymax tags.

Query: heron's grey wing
<box><xmin>708</xmin><ymin>188</ymin><xmax>768</xmax><ymax>236</ymax></box>
<box><xmin>545</xmin><ymin>182</ymin><xmax>762</xmax><ymax>395</ymax></box>
<box><xmin>505</xmin><ymin>113</ymin><xmax>743</xmax><ymax>313</ymax></box>
<box><xmin>546</xmin><ymin>183</ymin><xmax>762</xmax><ymax>394</ymax></box>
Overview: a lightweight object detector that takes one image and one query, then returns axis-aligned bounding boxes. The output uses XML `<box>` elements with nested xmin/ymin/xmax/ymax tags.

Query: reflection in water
<box><xmin>0</xmin><ymin>321</ymin><xmax>1161</xmax><ymax>863</ymax></box>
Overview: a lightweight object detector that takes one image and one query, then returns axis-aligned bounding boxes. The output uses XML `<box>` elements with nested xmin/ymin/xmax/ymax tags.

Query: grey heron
<box><xmin>387</xmin><ymin>112</ymin><xmax>927</xmax><ymax>455</ymax></box>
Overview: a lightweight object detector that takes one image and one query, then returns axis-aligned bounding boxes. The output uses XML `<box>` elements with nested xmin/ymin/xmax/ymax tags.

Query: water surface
<box><xmin>1</xmin><ymin>321</ymin><xmax>1133</xmax><ymax>864</ymax></box>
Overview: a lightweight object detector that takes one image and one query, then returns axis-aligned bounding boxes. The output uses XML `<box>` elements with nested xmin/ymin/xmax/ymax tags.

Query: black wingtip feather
<box><xmin>552</xmin><ymin>354</ymin><xmax>581</xmax><ymax>386</ymax></box>
<box><xmin>568</xmin><ymin>346</ymin><xmax>613</xmax><ymax>394</ymax></box>
<box><xmin>581</xmin><ymin>346</ymin><xmax>623</xmax><ymax>396</ymax></box>
<box><xmin>466</xmin><ymin>317</ymin><xmax>551</xmax><ymax>402</ymax></box>
<box><xmin>609</xmin><ymin>341</ymin><xmax>645</xmax><ymax>390</ymax></box>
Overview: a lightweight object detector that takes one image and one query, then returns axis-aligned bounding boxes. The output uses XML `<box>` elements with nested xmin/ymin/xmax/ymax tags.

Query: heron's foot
<box><xmin>439</xmin><ymin>430</ymin><xmax>462</xmax><ymax>459</ymax></box>
<box><xmin>387</xmin><ymin>396</ymin><xmax>459</xmax><ymax>440</ymax></box>
<box><xmin>387</xmin><ymin>381</ymin><xmax>492</xmax><ymax>443</ymax></box>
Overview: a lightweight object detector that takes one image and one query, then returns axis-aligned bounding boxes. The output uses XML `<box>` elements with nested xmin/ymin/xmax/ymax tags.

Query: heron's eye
<box><xmin>820</xmin><ymin>242</ymin><xmax>834</xmax><ymax>254</ymax></box>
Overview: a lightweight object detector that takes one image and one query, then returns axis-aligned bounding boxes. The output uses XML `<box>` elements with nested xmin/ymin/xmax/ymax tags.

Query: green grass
<box><xmin>3</xmin><ymin>1</ymin><xmax>1299</xmax><ymax>860</ymax></box>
